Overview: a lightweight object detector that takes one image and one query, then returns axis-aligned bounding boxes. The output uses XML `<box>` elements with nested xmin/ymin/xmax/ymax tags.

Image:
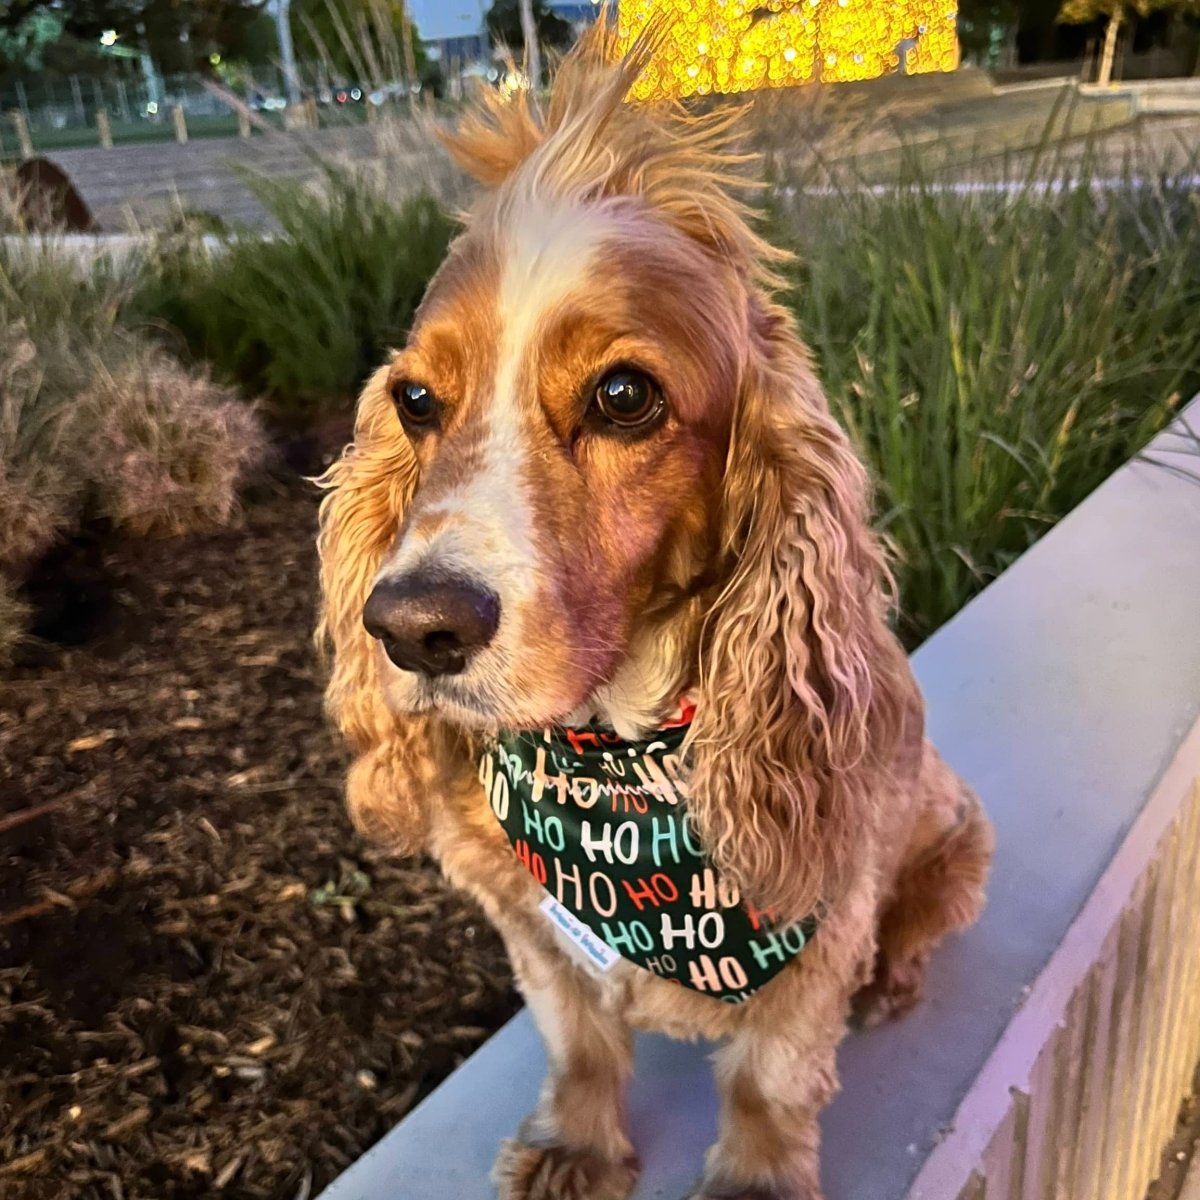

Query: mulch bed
<box><xmin>5</xmin><ymin>482</ymin><xmax>1195</xmax><ymax>1200</ymax></box>
<box><xmin>0</xmin><ymin>483</ymin><xmax>519</xmax><ymax>1200</ymax></box>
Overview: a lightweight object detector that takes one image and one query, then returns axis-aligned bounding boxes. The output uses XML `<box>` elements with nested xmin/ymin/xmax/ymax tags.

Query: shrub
<box><xmin>130</xmin><ymin>144</ymin><xmax>1198</xmax><ymax>646</ymax></box>
<box><xmin>33</xmin><ymin>130</ymin><xmax>1196</xmax><ymax>654</ymax></box>
<box><xmin>0</xmin><ymin>326</ymin><xmax>83</xmax><ymax>574</ymax></box>
<box><xmin>0</xmin><ymin>245</ymin><xmax>266</xmax><ymax>655</ymax></box>
<box><xmin>130</xmin><ymin>170</ymin><xmax>457</xmax><ymax>429</ymax></box>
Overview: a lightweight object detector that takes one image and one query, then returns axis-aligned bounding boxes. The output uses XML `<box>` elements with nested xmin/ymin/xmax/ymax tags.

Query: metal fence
<box><xmin>0</xmin><ymin>64</ymin><xmax>348</xmax><ymax>159</ymax></box>
<box><xmin>1</xmin><ymin>63</ymin><xmax>298</xmax><ymax>127</ymax></box>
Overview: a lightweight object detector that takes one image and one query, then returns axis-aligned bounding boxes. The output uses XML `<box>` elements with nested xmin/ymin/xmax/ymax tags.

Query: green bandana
<box><xmin>479</xmin><ymin>705</ymin><xmax>818</xmax><ymax>1004</ymax></box>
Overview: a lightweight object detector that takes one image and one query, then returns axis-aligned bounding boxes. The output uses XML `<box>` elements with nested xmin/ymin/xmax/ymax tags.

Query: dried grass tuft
<box><xmin>0</xmin><ymin>327</ymin><xmax>80</xmax><ymax>573</ymax></box>
<box><xmin>85</xmin><ymin>353</ymin><xmax>269</xmax><ymax>538</ymax></box>
<box><xmin>0</xmin><ymin>247</ymin><xmax>267</xmax><ymax>652</ymax></box>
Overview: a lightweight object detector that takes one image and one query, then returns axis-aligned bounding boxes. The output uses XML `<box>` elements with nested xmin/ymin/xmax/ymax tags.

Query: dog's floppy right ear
<box><xmin>316</xmin><ymin>365</ymin><xmax>432</xmax><ymax>853</ymax></box>
<box><xmin>687</xmin><ymin>305</ymin><xmax>915</xmax><ymax>923</ymax></box>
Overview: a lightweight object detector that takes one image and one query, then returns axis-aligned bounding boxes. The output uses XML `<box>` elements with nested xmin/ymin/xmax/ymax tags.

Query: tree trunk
<box><xmin>1179</xmin><ymin>13</ymin><xmax>1200</xmax><ymax>76</ymax></box>
<box><xmin>274</xmin><ymin>0</ymin><xmax>301</xmax><ymax>107</ymax></box>
<box><xmin>519</xmin><ymin>0</ymin><xmax>541</xmax><ymax>91</ymax></box>
<box><xmin>1001</xmin><ymin>24</ymin><xmax>1019</xmax><ymax>70</ymax></box>
<box><xmin>397</xmin><ymin>0</ymin><xmax>419</xmax><ymax>111</ymax></box>
<box><xmin>1097</xmin><ymin>7</ymin><xmax>1123</xmax><ymax>87</ymax></box>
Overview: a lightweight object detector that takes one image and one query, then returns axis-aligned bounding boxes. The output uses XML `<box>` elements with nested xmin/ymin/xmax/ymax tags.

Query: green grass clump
<box><xmin>775</xmin><ymin>158</ymin><xmax>1200</xmax><ymax>644</ymax></box>
<box><xmin>130</xmin><ymin>170</ymin><xmax>456</xmax><ymax>429</ymax></box>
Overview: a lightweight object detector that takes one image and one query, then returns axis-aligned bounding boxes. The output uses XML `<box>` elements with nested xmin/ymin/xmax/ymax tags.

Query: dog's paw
<box><xmin>851</xmin><ymin>949</ymin><xmax>929</xmax><ymax>1029</ymax></box>
<box><xmin>493</xmin><ymin>1138</ymin><xmax>639</xmax><ymax>1200</ymax></box>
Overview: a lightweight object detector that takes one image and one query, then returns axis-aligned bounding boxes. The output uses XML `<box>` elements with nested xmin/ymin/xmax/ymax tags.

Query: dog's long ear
<box><xmin>316</xmin><ymin>366</ymin><xmax>436</xmax><ymax>853</ymax></box>
<box><xmin>688</xmin><ymin>306</ymin><xmax>915</xmax><ymax>923</ymax></box>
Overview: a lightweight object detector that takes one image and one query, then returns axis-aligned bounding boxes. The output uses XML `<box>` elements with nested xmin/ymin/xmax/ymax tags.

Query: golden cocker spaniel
<box><xmin>317</xmin><ymin>23</ymin><xmax>993</xmax><ymax>1200</ymax></box>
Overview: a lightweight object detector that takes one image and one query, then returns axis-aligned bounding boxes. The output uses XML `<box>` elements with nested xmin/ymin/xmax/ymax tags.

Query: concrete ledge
<box><xmin>990</xmin><ymin>77</ymin><xmax>1078</xmax><ymax>96</ymax></box>
<box><xmin>24</xmin><ymin>124</ymin><xmax>447</xmax><ymax>231</ymax></box>
<box><xmin>1080</xmin><ymin>78</ymin><xmax>1200</xmax><ymax>115</ymax></box>
<box><xmin>1182</xmin><ymin>1153</ymin><xmax>1200</xmax><ymax>1200</ymax></box>
<box><xmin>0</xmin><ymin>232</ymin><xmax>223</xmax><ymax>271</ymax></box>
<box><xmin>320</xmin><ymin>397</ymin><xmax>1200</xmax><ymax>1200</ymax></box>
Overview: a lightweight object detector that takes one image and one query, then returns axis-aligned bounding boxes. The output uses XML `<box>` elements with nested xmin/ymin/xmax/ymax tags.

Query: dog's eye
<box><xmin>593</xmin><ymin>370</ymin><xmax>663</xmax><ymax>430</ymax></box>
<box><xmin>392</xmin><ymin>380</ymin><xmax>439</xmax><ymax>429</ymax></box>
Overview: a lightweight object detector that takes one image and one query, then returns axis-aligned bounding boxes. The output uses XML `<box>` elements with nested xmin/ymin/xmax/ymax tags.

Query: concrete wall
<box><xmin>39</xmin><ymin>123</ymin><xmax>447</xmax><ymax>232</ymax></box>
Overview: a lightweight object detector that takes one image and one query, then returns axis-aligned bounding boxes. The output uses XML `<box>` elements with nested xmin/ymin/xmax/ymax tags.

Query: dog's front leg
<box><xmin>493</xmin><ymin>953</ymin><xmax>638</xmax><ymax>1200</ymax></box>
<box><xmin>689</xmin><ymin>894</ymin><xmax>877</xmax><ymax>1200</ymax></box>
<box><xmin>690</xmin><ymin>1022</ymin><xmax>837</xmax><ymax>1200</ymax></box>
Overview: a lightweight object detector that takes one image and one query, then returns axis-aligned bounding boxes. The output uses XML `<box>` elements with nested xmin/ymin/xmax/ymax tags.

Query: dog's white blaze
<box><xmin>492</xmin><ymin>197</ymin><xmax>610</xmax><ymax>419</ymax></box>
<box><xmin>399</xmin><ymin>200</ymin><xmax>608</xmax><ymax>583</ymax></box>
<box><xmin>378</xmin><ymin>199</ymin><xmax>613</xmax><ymax>695</ymax></box>
<box><xmin>460</xmin><ymin>199</ymin><xmax>612</xmax><ymax>584</ymax></box>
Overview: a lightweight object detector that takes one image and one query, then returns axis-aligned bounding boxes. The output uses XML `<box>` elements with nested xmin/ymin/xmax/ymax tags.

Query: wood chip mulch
<box><xmin>0</xmin><ymin>484</ymin><xmax>519</xmax><ymax>1200</ymax></box>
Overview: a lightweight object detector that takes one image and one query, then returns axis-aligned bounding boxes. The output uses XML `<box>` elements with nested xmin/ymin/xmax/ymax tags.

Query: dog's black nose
<box><xmin>363</xmin><ymin>574</ymin><xmax>500</xmax><ymax>677</ymax></box>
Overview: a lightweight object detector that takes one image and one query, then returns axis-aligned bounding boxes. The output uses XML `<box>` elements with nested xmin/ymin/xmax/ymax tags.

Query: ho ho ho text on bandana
<box><xmin>479</xmin><ymin>707</ymin><xmax>818</xmax><ymax>1004</ymax></box>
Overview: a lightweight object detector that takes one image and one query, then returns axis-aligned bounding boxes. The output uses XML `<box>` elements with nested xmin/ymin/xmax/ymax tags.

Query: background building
<box><xmin>408</xmin><ymin>0</ymin><xmax>490</xmax><ymax>61</ymax></box>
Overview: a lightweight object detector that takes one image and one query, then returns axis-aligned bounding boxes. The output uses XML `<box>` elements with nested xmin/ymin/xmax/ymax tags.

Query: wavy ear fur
<box><xmin>316</xmin><ymin>365</ymin><xmax>440</xmax><ymax>852</ymax></box>
<box><xmin>687</xmin><ymin>305</ymin><xmax>916</xmax><ymax>923</ymax></box>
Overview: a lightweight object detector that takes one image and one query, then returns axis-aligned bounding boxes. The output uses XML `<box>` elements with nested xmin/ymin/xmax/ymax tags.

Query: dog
<box><xmin>317</xmin><ymin>22</ymin><xmax>993</xmax><ymax>1200</ymax></box>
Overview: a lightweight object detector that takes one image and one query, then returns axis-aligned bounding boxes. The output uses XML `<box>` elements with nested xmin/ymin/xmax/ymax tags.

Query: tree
<box><xmin>485</xmin><ymin>0</ymin><xmax>572</xmax><ymax>80</ymax></box>
<box><xmin>955</xmin><ymin>0</ymin><xmax>1020</xmax><ymax>61</ymax></box>
<box><xmin>293</xmin><ymin>0</ymin><xmax>425</xmax><ymax>86</ymax></box>
<box><xmin>1059</xmin><ymin>0</ymin><xmax>1200</xmax><ymax>85</ymax></box>
<box><xmin>0</xmin><ymin>0</ymin><xmax>273</xmax><ymax>73</ymax></box>
<box><xmin>955</xmin><ymin>0</ymin><xmax>1073</xmax><ymax>65</ymax></box>
<box><xmin>0</xmin><ymin>8</ymin><xmax>63</xmax><ymax>74</ymax></box>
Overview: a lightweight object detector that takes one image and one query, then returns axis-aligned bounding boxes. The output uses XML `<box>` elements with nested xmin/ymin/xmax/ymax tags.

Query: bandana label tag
<box><xmin>539</xmin><ymin>894</ymin><xmax>621</xmax><ymax>973</ymax></box>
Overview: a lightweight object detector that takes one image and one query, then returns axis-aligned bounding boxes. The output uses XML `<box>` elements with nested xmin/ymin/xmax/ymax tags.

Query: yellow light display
<box><xmin>618</xmin><ymin>0</ymin><xmax>960</xmax><ymax>99</ymax></box>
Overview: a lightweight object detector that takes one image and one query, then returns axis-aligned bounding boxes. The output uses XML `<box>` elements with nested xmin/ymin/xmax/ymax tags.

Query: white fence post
<box><xmin>9</xmin><ymin>110</ymin><xmax>33</xmax><ymax>159</ymax></box>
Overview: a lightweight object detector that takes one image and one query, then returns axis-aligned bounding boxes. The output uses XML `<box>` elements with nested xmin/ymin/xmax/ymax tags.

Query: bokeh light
<box><xmin>618</xmin><ymin>0</ymin><xmax>960</xmax><ymax>99</ymax></box>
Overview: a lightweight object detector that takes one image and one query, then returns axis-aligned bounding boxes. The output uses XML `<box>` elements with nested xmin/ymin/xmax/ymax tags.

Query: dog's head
<box><xmin>318</xmin><ymin>23</ymin><xmax>915</xmax><ymax>918</ymax></box>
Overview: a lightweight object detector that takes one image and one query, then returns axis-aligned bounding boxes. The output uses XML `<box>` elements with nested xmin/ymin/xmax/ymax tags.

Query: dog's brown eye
<box><xmin>593</xmin><ymin>370</ymin><xmax>662</xmax><ymax>429</ymax></box>
<box><xmin>392</xmin><ymin>381</ymin><xmax>438</xmax><ymax>428</ymax></box>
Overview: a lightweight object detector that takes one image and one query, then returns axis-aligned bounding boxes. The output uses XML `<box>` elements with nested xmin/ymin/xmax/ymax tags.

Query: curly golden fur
<box><xmin>317</xmin><ymin>19</ymin><xmax>993</xmax><ymax>1200</ymax></box>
